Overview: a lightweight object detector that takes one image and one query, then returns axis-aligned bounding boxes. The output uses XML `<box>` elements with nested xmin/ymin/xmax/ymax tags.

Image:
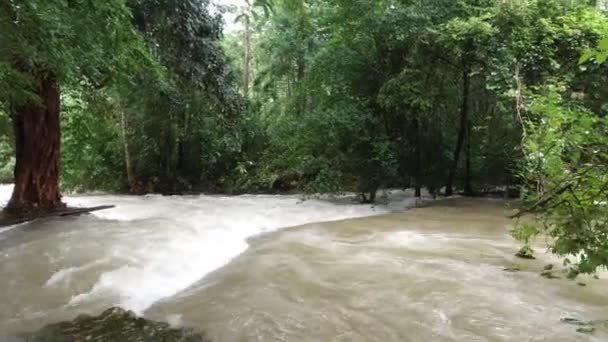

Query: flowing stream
<box><xmin>0</xmin><ymin>186</ymin><xmax>606</xmax><ymax>341</ymax></box>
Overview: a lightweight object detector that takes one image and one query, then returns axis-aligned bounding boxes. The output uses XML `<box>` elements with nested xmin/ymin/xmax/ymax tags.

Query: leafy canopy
<box><xmin>0</xmin><ymin>0</ymin><xmax>154</xmax><ymax>106</ymax></box>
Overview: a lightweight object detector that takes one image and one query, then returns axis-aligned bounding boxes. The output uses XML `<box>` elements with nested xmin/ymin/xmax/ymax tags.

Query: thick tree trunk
<box><xmin>5</xmin><ymin>69</ymin><xmax>64</xmax><ymax>214</ymax></box>
<box><xmin>446</xmin><ymin>66</ymin><xmax>470</xmax><ymax>196</ymax></box>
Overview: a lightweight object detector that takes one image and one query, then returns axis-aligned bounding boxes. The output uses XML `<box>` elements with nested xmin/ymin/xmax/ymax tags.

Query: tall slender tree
<box><xmin>235</xmin><ymin>0</ymin><xmax>273</xmax><ymax>98</ymax></box>
<box><xmin>440</xmin><ymin>15</ymin><xmax>496</xmax><ymax>196</ymax></box>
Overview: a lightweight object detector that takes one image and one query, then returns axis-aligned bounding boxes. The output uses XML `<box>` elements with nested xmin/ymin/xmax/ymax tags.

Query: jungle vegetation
<box><xmin>0</xmin><ymin>0</ymin><xmax>607</xmax><ymax>273</ymax></box>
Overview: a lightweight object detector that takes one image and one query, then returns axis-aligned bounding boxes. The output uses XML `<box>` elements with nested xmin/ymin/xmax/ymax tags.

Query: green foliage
<box><xmin>111</xmin><ymin>0</ymin><xmax>245</xmax><ymax>193</ymax></box>
<box><xmin>0</xmin><ymin>137</ymin><xmax>15</xmax><ymax>183</ymax></box>
<box><xmin>0</xmin><ymin>0</ymin><xmax>157</xmax><ymax>193</ymax></box>
<box><xmin>0</xmin><ymin>109</ymin><xmax>13</xmax><ymax>183</ymax></box>
<box><xmin>512</xmin><ymin>223</ymin><xmax>540</xmax><ymax>245</ymax></box>
<box><xmin>2</xmin><ymin>0</ymin><xmax>608</xmax><ymax>237</ymax></box>
<box><xmin>517</xmin><ymin>87</ymin><xmax>608</xmax><ymax>274</ymax></box>
<box><xmin>234</xmin><ymin>0</ymin><xmax>274</xmax><ymax>23</ymax></box>
<box><xmin>215</xmin><ymin>0</ymin><xmax>607</xmax><ymax>202</ymax></box>
<box><xmin>0</xmin><ymin>0</ymin><xmax>154</xmax><ymax>103</ymax></box>
<box><xmin>580</xmin><ymin>37</ymin><xmax>608</xmax><ymax>64</ymax></box>
<box><xmin>0</xmin><ymin>0</ymin><xmax>601</xmax><ymax>277</ymax></box>
<box><xmin>61</xmin><ymin>91</ymin><xmax>125</xmax><ymax>192</ymax></box>
<box><xmin>0</xmin><ymin>0</ymin><xmax>246</xmax><ymax>194</ymax></box>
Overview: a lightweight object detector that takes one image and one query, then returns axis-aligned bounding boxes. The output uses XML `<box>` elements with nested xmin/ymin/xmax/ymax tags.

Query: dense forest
<box><xmin>0</xmin><ymin>0</ymin><xmax>607</xmax><ymax>273</ymax></box>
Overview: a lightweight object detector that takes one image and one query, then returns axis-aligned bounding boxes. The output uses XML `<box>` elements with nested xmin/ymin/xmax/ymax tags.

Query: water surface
<box><xmin>0</xmin><ymin>187</ymin><xmax>419</xmax><ymax>337</ymax></box>
<box><xmin>147</xmin><ymin>198</ymin><xmax>608</xmax><ymax>341</ymax></box>
<box><xmin>0</xmin><ymin>188</ymin><xmax>606</xmax><ymax>341</ymax></box>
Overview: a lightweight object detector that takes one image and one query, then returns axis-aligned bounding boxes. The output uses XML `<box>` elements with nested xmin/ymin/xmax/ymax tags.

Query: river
<box><xmin>0</xmin><ymin>187</ymin><xmax>606</xmax><ymax>341</ymax></box>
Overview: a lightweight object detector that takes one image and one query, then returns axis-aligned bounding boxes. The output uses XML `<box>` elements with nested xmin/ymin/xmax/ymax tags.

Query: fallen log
<box><xmin>0</xmin><ymin>205</ymin><xmax>115</xmax><ymax>228</ymax></box>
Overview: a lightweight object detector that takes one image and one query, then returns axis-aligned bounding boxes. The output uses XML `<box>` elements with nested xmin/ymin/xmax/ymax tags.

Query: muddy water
<box><xmin>0</xmin><ymin>187</ymin><xmax>422</xmax><ymax>339</ymax></box>
<box><xmin>0</xmin><ymin>190</ymin><xmax>606</xmax><ymax>341</ymax></box>
<box><xmin>147</xmin><ymin>198</ymin><xmax>608</xmax><ymax>342</ymax></box>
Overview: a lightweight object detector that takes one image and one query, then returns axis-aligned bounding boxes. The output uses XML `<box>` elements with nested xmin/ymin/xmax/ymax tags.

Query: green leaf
<box><xmin>599</xmin><ymin>37</ymin><xmax>608</xmax><ymax>50</ymax></box>
<box><xmin>578</xmin><ymin>51</ymin><xmax>595</xmax><ymax>65</ymax></box>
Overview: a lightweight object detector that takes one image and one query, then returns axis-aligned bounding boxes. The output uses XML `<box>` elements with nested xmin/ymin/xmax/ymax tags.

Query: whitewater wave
<box><xmin>0</xmin><ymin>185</ymin><xmax>427</xmax><ymax>314</ymax></box>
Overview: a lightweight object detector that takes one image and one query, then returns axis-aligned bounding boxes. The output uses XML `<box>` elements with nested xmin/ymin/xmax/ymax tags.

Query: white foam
<box><xmin>0</xmin><ymin>186</ymin><xmax>424</xmax><ymax>314</ymax></box>
<box><xmin>0</xmin><ymin>225</ymin><xmax>19</xmax><ymax>235</ymax></box>
<box><xmin>45</xmin><ymin>259</ymin><xmax>108</xmax><ymax>287</ymax></box>
<box><xmin>0</xmin><ymin>184</ymin><xmax>13</xmax><ymax>206</ymax></box>
<box><xmin>46</xmin><ymin>267</ymin><xmax>81</xmax><ymax>287</ymax></box>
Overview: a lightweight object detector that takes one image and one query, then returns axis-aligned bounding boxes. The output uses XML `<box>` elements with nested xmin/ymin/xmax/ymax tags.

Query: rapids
<box><xmin>0</xmin><ymin>186</ymin><xmax>423</xmax><ymax>338</ymax></box>
<box><xmin>0</xmin><ymin>186</ymin><xmax>606</xmax><ymax>341</ymax></box>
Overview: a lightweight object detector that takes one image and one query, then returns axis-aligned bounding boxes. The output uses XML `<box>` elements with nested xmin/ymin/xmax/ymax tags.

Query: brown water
<box><xmin>0</xmin><ymin>188</ymin><xmax>421</xmax><ymax>338</ymax></box>
<box><xmin>147</xmin><ymin>198</ymin><xmax>608</xmax><ymax>342</ymax></box>
<box><xmin>0</xmin><ymin>191</ymin><xmax>606</xmax><ymax>341</ymax></box>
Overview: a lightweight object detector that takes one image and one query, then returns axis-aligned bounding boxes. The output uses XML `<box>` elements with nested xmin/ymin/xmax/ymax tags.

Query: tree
<box><xmin>124</xmin><ymin>0</ymin><xmax>245</xmax><ymax>193</ymax></box>
<box><xmin>516</xmin><ymin>88</ymin><xmax>608</xmax><ymax>275</ymax></box>
<box><xmin>512</xmin><ymin>6</ymin><xmax>608</xmax><ymax>275</ymax></box>
<box><xmin>235</xmin><ymin>0</ymin><xmax>274</xmax><ymax>97</ymax></box>
<box><xmin>5</xmin><ymin>0</ymin><xmax>604</xmax><ymax>209</ymax></box>
<box><xmin>440</xmin><ymin>14</ymin><xmax>497</xmax><ymax>196</ymax></box>
<box><xmin>0</xmin><ymin>0</ymin><xmax>151</xmax><ymax>214</ymax></box>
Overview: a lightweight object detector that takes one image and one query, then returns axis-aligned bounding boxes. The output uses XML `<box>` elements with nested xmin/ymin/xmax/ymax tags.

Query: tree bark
<box><xmin>242</xmin><ymin>12</ymin><xmax>252</xmax><ymax>98</ymax></box>
<box><xmin>446</xmin><ymin>65</ymin><xmax>470</xmax><ymax>196</ymax></box>
<box><xmin>5</xmin><ymin>69</ymin><xmax>64</xmax><ymax>214</ymax></box>
<box><xmin>295</xmin><ymin>0</ymin><xmax>308</xmax><ymax>116</ymax></box>
<box><xmin>360</xmin><ymin>188</ymin><xmax>377</xmax><ymax>204</ymax></box>
<box><xmin>464</xmin><ymin>118</ymin><xmax>473</xmax><ymax>196</ymax></box>
<box><xmin>413</xmin><ymin>119</ymin><xmax>422</xmax><ymax>198</ymax></box>
<box><xmin>119</xmin><ymin>108</ymin><xmax>138</xmax><ymax>194</ymax></box>
<box><xmin>295</xmin><ymin>53</ymin><xmax>306</xmax><ymax>116</ymax></box>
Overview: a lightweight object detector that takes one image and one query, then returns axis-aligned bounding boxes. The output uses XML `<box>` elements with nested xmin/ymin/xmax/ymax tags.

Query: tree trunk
<box><xmin>413</xmin><ymin>119</ymin><xmax>422</xmax><ymax>198</ymax></box>
<box><xmin>464</xmin><ymin>118</ymin><xmax>473</xmax><ymax>196</ymax></box>
<box><xmin>295</xmin><ymin>0</ymin><xmax>308</xmax><ymax>116</ymax></box>
<box><xmin>446</xmin><ymin>65</ymin><xmax>470</xmax><ymax>196</ymax></box>
<box><xmin>242</xmin><ymin>14</ymin><xmax>251</xmax><ymax>98</ymax></box>
<box><xmin>119</xmin><ymin>108</ymin><xmax>137</xmax><ymax>194</ymax></box>
<box><xmin>295</xmin><ymin>53</ymin><xmax>306</xmax><ymax>116</ymax></box>
<box><xmin>5</xmin><ymin>69</ymin><xmax>64</xmax><ymax>215</ymax></box>
<box><xmin>368</xmin><ymin>189</ymin><xmax>377</xmax><ymax>204</ymax></box>
<box><xmin>360</xmin><ymin>188</ymin><xmax>377</xmax><ymax>204</ymax></box>
<box><xmin>287</xmin><ymin>72</ymin><xmax>293</xmax><ymax>98</ymax></box>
